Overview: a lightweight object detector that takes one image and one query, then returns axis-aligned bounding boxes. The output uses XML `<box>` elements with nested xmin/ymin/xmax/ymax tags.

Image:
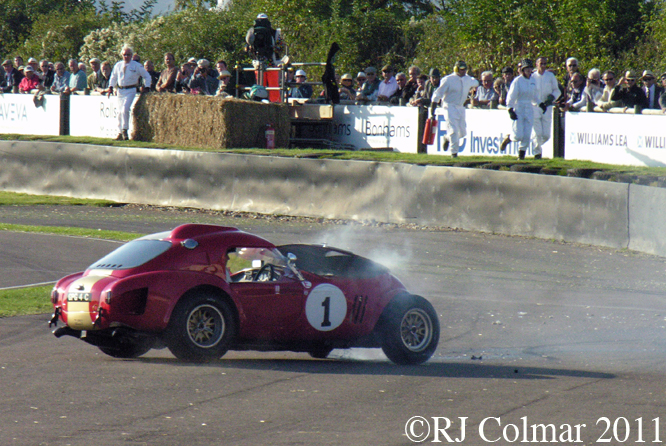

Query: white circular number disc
<box><xmin>305</xmin><ymin>284</ymin><xmax>347</xmax><ymax>331</ymax></box>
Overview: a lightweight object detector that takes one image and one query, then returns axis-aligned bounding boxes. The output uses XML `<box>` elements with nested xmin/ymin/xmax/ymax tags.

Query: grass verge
<box><xmin>0</xmin><ymin>191</ymin><xmax>118</xmax><ymax>207</ymax></box>
<box><xmin>3</xmin><ymin>134</ymin><xmax>666</xmax><ymax>177</ymax></box>
<box><xmin>0</xmin><ymin>223</ymin><xmax>142</xmax><ymax>242</ymax></box>
<box><xmin>0</xmin><ymin>285</ymin><xmax>54</xmax><ymax>317</ymax></box>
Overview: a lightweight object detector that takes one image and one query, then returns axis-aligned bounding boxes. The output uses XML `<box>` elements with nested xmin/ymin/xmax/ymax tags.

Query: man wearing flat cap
<box><xmin>611</xmin><ymin>70</ymin><xmax>649</xmax><ymax>111</ymax></box>
<box><xmin>1</xmin><ymin>59</ymin><xmax>24</xmax><ymax>93</ymax></box>
<box><xmin>430</xmin><ymin>61</ymin><xmax>479</xmax><ymax>157</ymax></box>
<box><xmin>188</xmin><ymin>59</ymin><xmax>219</xmax><ymax>95</ymax></box>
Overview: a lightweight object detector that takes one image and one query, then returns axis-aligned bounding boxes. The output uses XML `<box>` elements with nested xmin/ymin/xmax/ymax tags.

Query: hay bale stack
<box><xmin>132</xmin><ymin>94</ymin><xmax>290</xmax><ymax>149</ymax></box>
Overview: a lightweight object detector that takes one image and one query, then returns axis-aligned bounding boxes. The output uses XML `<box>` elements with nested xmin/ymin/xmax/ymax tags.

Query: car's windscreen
<box><xmin>278</xmin><ymin>244</ymin><xmax>389</xmax><ymax>279</ymax></box>
<box><xmin>88</xmin><ymin>240</ymin><xmax>172</xmax><ymax>270</ymax></box>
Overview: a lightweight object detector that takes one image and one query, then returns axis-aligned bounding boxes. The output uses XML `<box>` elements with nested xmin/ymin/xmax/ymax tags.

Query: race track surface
<box><xmin>2</xmin><ymin>206</ymin><xmax>666</xmax><ymax>445</ymax></box>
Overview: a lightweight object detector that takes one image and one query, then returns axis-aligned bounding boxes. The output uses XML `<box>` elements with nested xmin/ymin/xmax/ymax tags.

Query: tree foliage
<box><xmin>0</xmin><ymin>0</ymin><xmax>661</xmax><ymax>80</ymax></box>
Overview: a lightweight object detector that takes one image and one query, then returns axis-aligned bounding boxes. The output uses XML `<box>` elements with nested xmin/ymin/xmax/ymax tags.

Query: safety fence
<box><xmin>1</xmin><ymin>92</ymin><xmax>665</xmax><ymax>166</ymax></box>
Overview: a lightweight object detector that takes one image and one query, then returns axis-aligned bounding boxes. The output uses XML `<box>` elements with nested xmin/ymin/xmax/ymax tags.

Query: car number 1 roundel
<box><xmin>305</xmin><ymin>284</ymin><xmax>348</xmax><ymax>331</ymax></box>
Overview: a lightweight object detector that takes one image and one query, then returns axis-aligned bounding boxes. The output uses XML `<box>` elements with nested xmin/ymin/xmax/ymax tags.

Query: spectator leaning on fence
<box><xmin>471</xmin><ymin>71</ymin><xmax>498</xmax><ymax>108</ymax></box>
<box><xmin>87</xmin><ymin>58</ymin><xmax>101</xmax><ymax>91</ymax></box>
<box><xmin>659</xmin><ymin>73</ymin><xmax>666</xmax><ymax>113</ymax></box>
<box><xmin>499</xmin><ymin>66</ymin><xmax>514</xmax><ymax>106</ymax></box>
<box><xmin>641</xmin><ymin>70</ymin><xmax>662</xmax><ymax>109</ymax></box>
<box><xmin>430</xmin><ymin>60</ymin><xmax>479</xmax><ymax>158</ymax></box>
<box><xmin>39</xmin><ymin>59</ymin><xmax>54</xmax><ymax>89</ymax></box>
<box><xmin>18</xmin><ymin>66</ymin><xmax>43</xmax><ymax>93</ymax></box>
<box><xmin>595</xmin><ymin>71</ymin><xmax>620</xmax><ymax>111</ymax></box>
<box><xmin>50</xmin><ymin>62</ymin><xmax>70</xmax><ymax>94</ymax></box>
<box><xmin>611</xmin><ymin>70</ymin><xmax>649</xmax><ymax>111</ymax></box>
<box><xmin>65</xmin><ymin>59</ymin><xmax>87</xmax><ymax>94</ymax></box>
<box><xmin>2</xmin><ymin>59</ymin><xmax>23</xmax><ymax>93</ymax></box>
<box><xmin>390</xmin><ymin>72</ymin><xmax>408</xmax><ymax>105</ymax></box>
<box><xmin>108</xmin><ymin>45</ymin><xmax>151</xmax><ymax>141</ymax></box>
<box><xmin>338</xmin><ymin>73</ymin><xmax>356</xmax><ymax>100</ymax></box>
<box><xmin>579</xmin><ymin>68</ymin><xmax>604</xmax><ymax>111</ymax></box>
<box><xmin>95</xmin><ymin>62</ymin><xmax>112</xmax><ymax>93</ymax></box>
<box><xmin>156</xmin><ymin>52</ymin><xmax>178</xmax><ymax>93</ymax></box>
<box><xmin>356</xmin><ymin>67</ymin><xmax>381</xmax><ymax>102</ymax></box>
<box><xmin>377</xmin><ymin>65</ymin><xmax>398</xmax><ymax>102</ymax></box>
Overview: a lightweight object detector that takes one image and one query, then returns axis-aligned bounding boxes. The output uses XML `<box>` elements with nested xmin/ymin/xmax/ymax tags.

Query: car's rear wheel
<box><xmin>97</xmin><ymin>334</ymin><xmax>155</xmax><ymax>359</ymax></box>
<box><xmin>308</xmin><ymin>346</ymin><xmax>333</xmax><ymax>359</ymax></box>
<box><xmin>165</xmin><ymin>291</ymin><xmax>236</xmax><ymax>363</ymax></box>
<box><xmin>379</xmin><ymin>295</ymin><xmax>439</xmax><ymax>365</ymax></box>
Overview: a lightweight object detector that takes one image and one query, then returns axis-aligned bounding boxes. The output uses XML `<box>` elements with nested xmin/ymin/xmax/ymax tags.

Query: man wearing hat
<box><xmin>641</xmin><ymin>70</ymin><xmax>663</xmax><ymax>109</ymax></box>
<box><xmin>377</xmin><ymin>65</ymin><xmax>398</xmax><ymax>102</ymax></box>
<box><xmin>338</xmin><ymin>73</ymin><xmax>357</xmax><ymax>100</ymax></box>
<box><xmin>188</xmin><ymin>59</ymin><xmax>219</xmax><ymax>95</ymax></box>
<box><xmin>611</xmin><ymin>70</ymin><xmax>649</xmax><ymax>111</ymax></box>
<box><xmin>108</xmin><ymin>46</ymin><xmax>152</xmax><ymax>140</ymax></box>
<box><xmin>430</xmin><ymin>61</ymin><xmax>479</xmax><ymax>157</ymax></box>
<box><xmin>18</xmin><ymin>65</ymin><xmax>43</xmax><ymax>94</ymax></box>
<box><xmin>216</xmin><ymin>70</ymin><xmax>233</xmax><ymax>98</ymax></box>
<box><xmin>355</xmin><ymin>67</ymin><xmax>381</xmax><ymax>101</ymax></box>
<box><xmin>1</xmin><ymin>59</ymin><xmax>23</xmax><ymax>93</ymax></box>
<box><xmin>422</xmin><ymin>68</ymin><xmax>441</xmax><ymax>107</ymax></box>
<box><xmin>289</xmin><ymin>69</ymin><xmax>313</xmax><ymax>99</ymax></box>
<box><xmin>502</xmin><ymin>58</ymin><xmax>537</xmax><ymax>160</ymax></box>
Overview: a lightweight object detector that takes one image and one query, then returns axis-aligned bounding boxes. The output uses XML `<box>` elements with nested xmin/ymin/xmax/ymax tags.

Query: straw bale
<box><xmin>132</xmin><ymin>93</ymin><xmax>290</xmax><ymax>149</ymax></box>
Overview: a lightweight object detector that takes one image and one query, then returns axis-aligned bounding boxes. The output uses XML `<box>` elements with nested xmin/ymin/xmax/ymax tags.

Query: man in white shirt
<box><xmin>108</xmin><ymin>46</ymin><xmax>151</xmax><ymax>141</ymax></box>
<box><xmin>430</xmin><ymin>60</ymin><xmax>479</xmax><ymax>157</ymax></box>
<box><xmin>530</xmin><ymin>57</ymin><xmax>560</xmax><ymax>159</ymax></box>
<box><xmin>377</xmin><ymin>65</ymin><xmax>398</xmax><ymax>102</ymax></box>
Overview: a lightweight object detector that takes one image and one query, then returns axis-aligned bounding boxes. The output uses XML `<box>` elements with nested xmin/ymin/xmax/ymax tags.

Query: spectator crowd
<box><xmin>2</xmin><ymin>52</ymin><xmax>666</xmax><ymax>113</ymax></box>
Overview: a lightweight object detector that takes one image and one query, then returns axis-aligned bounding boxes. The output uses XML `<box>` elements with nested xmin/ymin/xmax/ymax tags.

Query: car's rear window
<box><xmin>88</xmin><ymin>239</ymin><xmax>172</xmax><ymax>270</ymax></box>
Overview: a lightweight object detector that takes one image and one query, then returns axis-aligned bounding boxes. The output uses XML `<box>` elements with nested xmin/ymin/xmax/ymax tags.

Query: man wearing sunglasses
<box><xmin>611</xmin><ymin>70</ymin><xmax>649</xmax><ymax>112</ymax></box>
<box><xmin>355</xmin><ymin>67</ymin><xmax>381</xmax><ymax>102</ymax></box>
<box><xmin>641</xmin><ymin>70</ymin><xmax>663</xmax><ymax>109</ymax></box>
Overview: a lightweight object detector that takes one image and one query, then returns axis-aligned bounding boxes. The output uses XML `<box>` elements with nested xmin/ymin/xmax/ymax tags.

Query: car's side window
<box><xmin>225</xmin><ymin>247</ymin><xmax>288</xmax><ymax>283</ymax></box>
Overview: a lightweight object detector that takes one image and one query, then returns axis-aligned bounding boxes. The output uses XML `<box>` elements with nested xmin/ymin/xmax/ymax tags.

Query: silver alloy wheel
<box><xmin>186</xmin><ymin>304</ymin><xmax>225</xmax><ymax>348</ymax></box>
<box><xmin>399</xmin><ymin>308</ymin><xmax>433</xmax><ymax>352</ymax></box>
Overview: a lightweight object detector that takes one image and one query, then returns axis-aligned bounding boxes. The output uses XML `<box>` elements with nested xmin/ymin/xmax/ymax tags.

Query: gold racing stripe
<box><xmin>64</xmin><ymin>274</ymin><xmax>109</xmax><ymax>330</ymax></box>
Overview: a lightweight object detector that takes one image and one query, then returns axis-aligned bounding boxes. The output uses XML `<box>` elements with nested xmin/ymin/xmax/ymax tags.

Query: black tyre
<box><xmin>97</xmin><ymin>335</ymin><xmax>155</xmax><ymax>359</ymax></box>
<box><xmin>379</xmin><ymin>295</ymin><xmax>439</xmax><ymax>365</ymax></box>
<box><xmin>164</xmin><ymin>291</ymin><xmax>236</xmax><ymax>363</ymax></box>
<box><xmin>308</xmin><ymin>347</ymin><xmax>334</xmax><ymax>359</ymax></box>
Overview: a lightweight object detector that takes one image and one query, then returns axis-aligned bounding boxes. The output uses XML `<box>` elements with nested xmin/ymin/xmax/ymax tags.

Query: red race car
<box><xmin>50</xmin><ymin>224</ymin><xmax>439</xmax><ymax>365</ymax></box>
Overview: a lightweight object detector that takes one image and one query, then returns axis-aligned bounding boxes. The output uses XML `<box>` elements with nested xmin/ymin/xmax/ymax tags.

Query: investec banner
<box><xmin>0</xmin><ymin>94</ymin><xmax>60</xmax><ymax>136</ymax></box>
<box><xmin>427</xmin><ymin>108</ymin><xmax>554</xmax><ymax>158</ymax></box>
<box><xmin>69</xmin><ymin>95</ymin><xmax>137</xmax><ymax>138</ymax></box>
<box><xmin>565</xmin><ymin>112</ymin><xmax>666</xmax><ymax>166</ymax></box>
<box><xmin>330</xmin><ymin>105</ymin><xmax>419</xmax><ymax>152</ymax></box>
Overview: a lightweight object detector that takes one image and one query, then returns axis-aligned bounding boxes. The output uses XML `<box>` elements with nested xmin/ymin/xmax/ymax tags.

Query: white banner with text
<box><xmin>565</xmin><ymin>112</ymin><xmax>666</xmax><ymax>167</ymax></box>
<box><xmin>330</xmin><ymin>105</ymin><xmax>419</xmax><ymax>152</ymax></box>
<box><xmin>427</xmin><ymin>108</ymin><xmax>555</xmax><ymax>158</ymax></box>
<box><xmin>0</xmin><ymin>94</ymin><xmax>60</xmax><ymax>136</ymax></box>
<box><xmin>69</xmin><ymin>94</ymin><xmax>137</xmax><ymax>138</ymax></box>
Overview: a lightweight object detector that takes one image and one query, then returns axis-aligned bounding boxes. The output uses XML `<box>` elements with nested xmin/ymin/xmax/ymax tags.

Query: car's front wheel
<box><xmin>379</xmin><ymin>295</ymin><xmax>439</xmax><ymax>365</ymax></box>
<box><xmin>164</xmin><ymin>291</ymin><xmax>236</xmax><ymax>363</ymax></box>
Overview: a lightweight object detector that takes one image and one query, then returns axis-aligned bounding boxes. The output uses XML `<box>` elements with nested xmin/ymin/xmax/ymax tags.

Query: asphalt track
<box><xmin>2</xmin><ymin>206</ymin><xmax>666</xmax><ymax>445</ymax></box>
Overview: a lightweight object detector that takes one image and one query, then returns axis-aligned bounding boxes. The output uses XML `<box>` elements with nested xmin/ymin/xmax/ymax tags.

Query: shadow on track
<box><xmin>136</xmin><ymin>356</ymin><xmax>614</xmax><ymax>381</ymax></box>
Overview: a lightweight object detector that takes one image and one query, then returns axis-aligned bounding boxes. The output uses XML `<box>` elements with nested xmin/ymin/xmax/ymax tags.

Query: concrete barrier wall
<box><xmin>0</xmin><ymin>140</ymin><xmax>661</xmax><ymax>256</ymax></box>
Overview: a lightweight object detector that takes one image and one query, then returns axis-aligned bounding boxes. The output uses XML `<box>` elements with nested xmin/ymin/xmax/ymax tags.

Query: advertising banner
<box><xmin>427</xmin><ymin>108</ymin><xmax>554</xmax><ymax>158</ymax></box>
<box><xmin>69</xmin><ymin>94</ymin><xmax>137</xmax><ymax>138</ymax></box>
<box><xmin>0</xmin><ymin>94</ymin><xmax>60</xmax><ymax>136</ymax></box>
<box><xmin>565</xmin><ymin>112</ymin><xmax>666</xmax><ymax>166</ymax></box>
<box><xmin>329</xmin><ymin>105</ymin><xmax>419</xmax><ymax>153</ymax></box>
